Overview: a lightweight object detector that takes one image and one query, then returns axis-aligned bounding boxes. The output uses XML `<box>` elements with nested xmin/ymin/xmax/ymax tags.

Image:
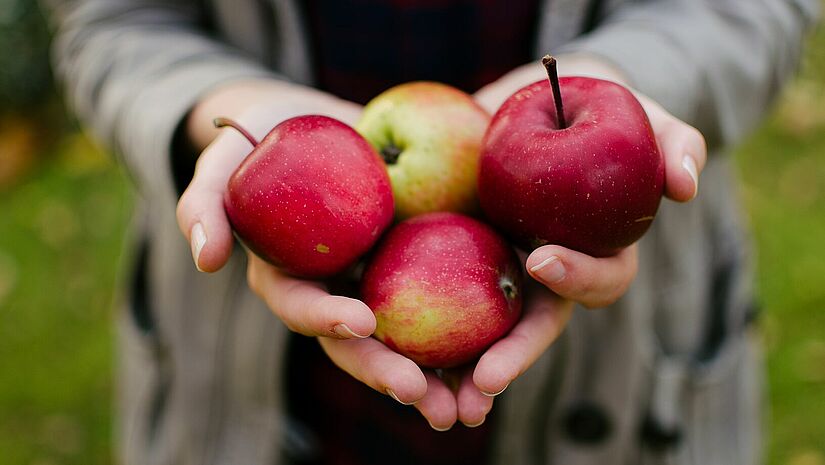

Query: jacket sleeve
<box><xmin>43</xmin><ymin>0</ymin><xmax>278</xmax><ymax>196</ymax></box>
<box><xmin>557</xmin><ymin>0</ymin><xmax>820</xmax><ymax>149</ymax></box>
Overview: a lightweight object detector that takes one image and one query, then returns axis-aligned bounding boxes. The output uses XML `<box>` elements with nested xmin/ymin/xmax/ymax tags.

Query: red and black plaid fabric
<box><xmin>287</xmin><ymin>335</ymin><xmax>495</xmax><ymax>465</ymax></box>
<box><xmin>287</xmin><ymin>1</ymin><xmax>541</xmax><ymax>463</ymax></box>
<box><xmin>303</xmin><ymin>0</ymin><xmax>541</xmax><ymax>104</ymax></box>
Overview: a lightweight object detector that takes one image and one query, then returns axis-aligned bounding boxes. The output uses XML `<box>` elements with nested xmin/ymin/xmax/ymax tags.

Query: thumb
<box><xmin>638</xmin><ymin>96</ymin><xmax>707</xmax><ymax>202</ymax></box>
<box><xmin>175</xmin><ymin>128</ymin><xmax>254</xmax><ymax>272</ymax></box>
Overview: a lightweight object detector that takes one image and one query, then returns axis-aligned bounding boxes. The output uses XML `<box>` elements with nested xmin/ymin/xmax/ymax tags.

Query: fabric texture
<box><xmin>302</xmin><ymin>0</ymin><xmax>541</xmax><ymax>104</ymax></box>
<box><xmin>41</xmin><ymin>0</ymin><xmax>820</xmax><ymax>464</ymax></box>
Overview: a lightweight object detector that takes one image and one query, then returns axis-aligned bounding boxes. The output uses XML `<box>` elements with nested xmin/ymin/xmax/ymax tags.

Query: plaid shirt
<box><xmin>288</xmin><ymin>1</ymin><xmax>540</xmax><ymax>464</ymax></box>
<box><xmin>287</xmin><ymin>336</ymin><xmax>495</xmax><ymax>465</ymax></box>
<box><xmin>303</xmin><ymin>0</ymin><xmax>541</xmax><ymax>104</ymax></box>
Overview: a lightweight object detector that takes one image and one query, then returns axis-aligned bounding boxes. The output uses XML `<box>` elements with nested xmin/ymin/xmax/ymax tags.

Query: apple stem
<box><xmin>213</xmin><ymin>117</ymin><xmax>259</xmax><ymax>146</ymax></box>
<box><xmin>541</xmin><ymin>55</ymin><xmax>567</xmax><ymax>129</ymax></box>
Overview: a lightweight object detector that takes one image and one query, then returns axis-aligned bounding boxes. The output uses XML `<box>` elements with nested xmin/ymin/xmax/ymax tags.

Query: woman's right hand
<box><xmin>176</xmin><ymin>78</ymin><xmax>361</xmax><ymax>272</ymax></box>
<box><xmin>174</xmin><ymin>79</ymin><xmax>376</xmax><ymax>339</ymax></box>
<box><xmin>175</xmin><ymin>79</ymin><xmax>468</xmax><ymax>428</ymax></box>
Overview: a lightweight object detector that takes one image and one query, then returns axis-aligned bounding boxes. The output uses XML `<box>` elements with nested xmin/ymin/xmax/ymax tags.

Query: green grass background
<box><xmin>1</xmin><ymin>19</ymin><xmax>824</xmax><ymax>465</ymax></box>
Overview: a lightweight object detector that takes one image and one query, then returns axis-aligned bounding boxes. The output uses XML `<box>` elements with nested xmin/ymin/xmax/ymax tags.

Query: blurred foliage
<box><xmin>733</xmin><ymin>17</ymin><xmax>825</xmax><ymax>465</ymax></box>
<box><xmin>0</xmin><ymin>3</ymin><xmax>823</xmax><ymax>465</ymax></box>
<box><xmin>0</xmin><ymin>0</ymin><xmax>54</xmax><ymax>109</ymax></box>
<box><xmin>0</xmin><ymin>133</ymin><xmax>131</xmax><ymax>464</ymax></box>
<box><xmin>0</xmin><ymin>1</ymin><xmax>70</xmax><ymax>192</ymax></box>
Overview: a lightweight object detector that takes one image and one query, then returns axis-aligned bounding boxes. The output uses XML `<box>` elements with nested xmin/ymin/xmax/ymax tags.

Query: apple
<box><xmin>478</xmin><ymin>56</ymin><xmax>665</xmax><ymax>257</ymax></box>
<box><xmin>361</xmin><ymin>212</ymin><xmax>523</xmax><ymax>369</ymax></box>
<box><xmin>219</xmin><ymin>115</ymin><xmax>394</xmax><ymax>278</ymax></box>
<box><xmin>356</xmin><ymin>82</ymin><xmax>490</xmax><ymax>219</ymax></box>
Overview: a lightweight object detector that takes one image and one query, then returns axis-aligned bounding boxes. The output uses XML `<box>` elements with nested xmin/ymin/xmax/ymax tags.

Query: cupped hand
<box><xmin>175</xmin><ymin>79</ymin><xmax>376</xmax><ymax>339</ymax></box>
<box><xmin>439</xmin><ymin>54</ymin><xmax>710</xmax><ymax>426</ymax></box>
<box><xmin>317</xmin><ymin>277</ymin><xmax>573</xmax><ymax>430</ymax></box>
<box><xmin>475</xmin><ymin>53</ymin><xmax>707</xmax><ymax>306</ymax></box>
<box><xmin>525</xmin><ymin>85</ymin><xmax>704</xmax><ymax>306</ymax></box>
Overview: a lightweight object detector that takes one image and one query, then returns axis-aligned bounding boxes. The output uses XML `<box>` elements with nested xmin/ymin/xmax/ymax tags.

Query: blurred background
<box><xmin>0</xmin><ymin>1</ymin><xmax>823</xmax><ymax>464</ymax></box>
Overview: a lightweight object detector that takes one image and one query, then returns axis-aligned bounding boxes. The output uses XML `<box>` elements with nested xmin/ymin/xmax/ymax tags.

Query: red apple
<box><xmin>220</xmin><ymin>115</ymin><xmax>394</xmax><ymax>278</ymax></box>
<box><xmin>361</xmin><ymin>212</ymin><xmax>523</xmax><ymax>369</ymax></box>
<box><xmin>479</xmin><ymin>56</ymin><xmax>664</xmax><ymax>257</ymax></box>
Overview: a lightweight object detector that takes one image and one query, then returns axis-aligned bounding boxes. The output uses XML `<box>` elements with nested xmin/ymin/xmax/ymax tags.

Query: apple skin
<box><xmin>478</xmin><ymin>77</ymin><xmax>665</xmax><ymax>257</ymax></box>
<box><xmin>356</xmin><ymin>82</ymin><xmax>490</xmax><ymax>220</ymax></box>
<box><xmin>361</xmin><ymin>212</ymin><xmax>523</xmax><ymax>369</ymax></box>
<box><xmin>224</xmin><ymin>115</ymin><xmax>394</xmax><ymax>278</ymax></box>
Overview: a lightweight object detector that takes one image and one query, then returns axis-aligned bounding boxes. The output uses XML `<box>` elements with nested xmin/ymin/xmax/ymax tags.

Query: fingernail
<box><xmin>333</xmin><ymin>323</ymin><xmax>368</xmax><ymax>339</ymax></box>
<box><xmin>529</xmin><ymin>256</ymin><xmax>565</xmax><ymax>283</ymax></box>
<box><xmin>463</xmin><ymin>417</ymin><xmax>486</xmax><ymax>428</ymax></box>
<box><xmin>682</xmin><ymin>155</ymin><xmax>699</xmax><ymax>199</ymax></box>
<box><xmin>386</xmin><ymin>388</ymin><xmax>415</xmax><ymax>406</ymax></box>
<box><xmin>428</xmin><ymin>421</ymin><xmax>452</xmax><ymax>432</ymax></box>
<box><xmin>481</xmin><ymin>382</ymin><xmax>510</xmax><ymax>397</ymax></box>
<box><xmin>190</xmin><ymin>223</ymin><xmax>206</xmax><ymax>272</ymax></box>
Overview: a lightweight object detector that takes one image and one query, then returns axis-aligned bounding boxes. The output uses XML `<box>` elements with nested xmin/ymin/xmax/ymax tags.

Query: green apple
<box><xmin>356</xmin><ymin>82</ymin><xmax>490</xmax><ymax>219</ymax></box>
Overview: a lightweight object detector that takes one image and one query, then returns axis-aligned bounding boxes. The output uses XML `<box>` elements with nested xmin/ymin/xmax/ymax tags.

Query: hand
<box><xmin>431</xmin><ymin>54</ymin><xmax>709</xmax><ymax>428</ymax></box>
<box><xmin>317</xmin><ymin>274</ymin><xmax>573</xmax><ymax>430</ymax></box>
<box><xmin>475</xmin><ymin>53</ymin><xmax>707</xmax><ymax>306</ymax></box>
<box><xmin>175</xmin><ymin>79</ymin><xmax>377</xmax><ymax>339</ymax></box>
<box><xmin>176</xmin><ymin>78</ymin><xmax>362</xmax><ymax>272</ymax></box>
<box><xmin>475</xmin><ymin>54</ymin><xmax>706</xmax><ymax>204</ymax></box>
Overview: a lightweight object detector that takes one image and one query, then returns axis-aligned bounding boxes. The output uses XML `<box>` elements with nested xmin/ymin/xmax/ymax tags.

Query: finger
<box><xmin>457</xmin><ymin>368</ymin><xmax>494</xmax><ymax>428</ymax></box>
<box><xmin>176</xmin><ymin>130</ymin><xmax>254</xmax><ymax>272</ymax></box>
<box><xmin>660</xmin><ymin>120</ymin><xmax>707</xmax><ymax>202</ymax></box>
<box><xmin>525</xmin><ymin>244</ymin><xmax>638</xmax><ymax>309</ymax></box>
<box><xmin>473</xmin><ymin>287</ymin><xmax>573</xmax><ymax>396</ymax></box>
<box><xmin>318</xmin><ymin>337</ymin><xmax>428</xmax><ymax>405</ymax></box>
<box><xmin>639</xmin><ymin>98</ymin><xmax>707</xmax><ymax>202</ymax></box>
<box><xmin>247</xmin><ymin>254</ymin><xmax>376</xmax><ymax>338</ymax></box>
<box><xmin>413</xmin><ymin>372</ymin><xmax>459</xmax><ymax>431</ymax></box>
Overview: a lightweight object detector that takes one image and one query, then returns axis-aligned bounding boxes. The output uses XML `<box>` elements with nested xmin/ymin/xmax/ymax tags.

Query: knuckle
<box><xmin>660</xmin><ymin>115</ymin><xmax>681</xmax><ymax>132</ymax></box>
<box><xmin>582</xmin><ymin>272</ymin><xmax>631</xmax><ymax>309</ymax></box>
<box><xmin>354</xmin><ymin>351</ymin><xmax>382</xmax><ymax>384</ymax></box>
<box><xmin>175</xmin><ymin>192</ymin><xmax>193</xmax><ymax>225</ymax></box>
<box><xmin>314</xmin><ymin>294</ymin><xmax>336</xmax><ymax>313</ymax></box>
<box><xmin>688</xmin><ymin>126</ymin><xmax>706</xmax><ymax>147</ymax></box>
<box><xmin>574</xmin><ymin>277</ymin><xmax>598</xmax><ymax>300</ymax></box>
<box><xmin>282</xmin><ymin>320</ymin><xmax>301</xmax><ymax>334</ymax></box>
